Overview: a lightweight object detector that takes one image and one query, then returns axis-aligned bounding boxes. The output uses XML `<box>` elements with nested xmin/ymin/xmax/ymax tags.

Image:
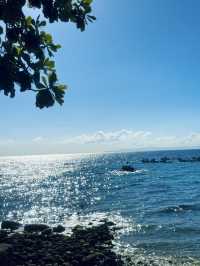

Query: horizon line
<box><xmin>1</xmin><ymin>146</ymin><xmax>200</xmax><ymax>158</ymax></box>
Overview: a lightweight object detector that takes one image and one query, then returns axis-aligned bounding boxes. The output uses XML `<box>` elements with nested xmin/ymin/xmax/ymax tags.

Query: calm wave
<box><xmin>1</xmin><ymin>150</ymin><xmax>200</xmax><ymax>265</ymax></box>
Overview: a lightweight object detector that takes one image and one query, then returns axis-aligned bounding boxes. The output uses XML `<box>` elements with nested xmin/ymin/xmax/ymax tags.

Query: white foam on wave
<box><xmin>114</xmin><ymin>237</ymin><xmax>199</xmax><ymax>266</ymax></box>
<box><xmin>110</xmin><ymin>169</ymin><xmax>147</xmax><ymax>176</ymax></box>
<box><xmin>16</xmin><ymin>209</ymin><xmax>140</xmax><ymax>236</ymax></box>
<box><xmin>62</xmin><ymin>212</ymin><xmax>199</xmax><ymax>266</ymax></box>
<box><xmin>6</xmin><ymin>207</ymin><xmax>200</xmax><ymax>265</ymax></box>
<box><xmin>63</xmin><ymin>211</ymin><xmax>139</xmax><ymax>235</ymax></box>
<box><xmin>120</xmin><ymin>248</ymin><xmax>198</xmax><ymax>266</ymax></box>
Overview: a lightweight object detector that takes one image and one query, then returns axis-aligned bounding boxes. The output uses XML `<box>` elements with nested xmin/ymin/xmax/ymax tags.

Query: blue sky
<box><xmin>1</xmin><ymin>0</ymin><xmax>200</xmax><ymax>155</ymax></box>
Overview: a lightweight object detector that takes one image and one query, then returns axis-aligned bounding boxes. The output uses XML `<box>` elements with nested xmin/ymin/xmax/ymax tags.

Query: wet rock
<box><xmin>104</xmin><ymin>221</ymin><xmax>115</xmax><ymax>227</ymax></box>
<box><xmin>121</xmin><ymin>165</ymin><xmax>136</xmax><ymax>172</ymax></box>
<box><xmin>24</xmin><ymin>224</ymin><xmax>50</xmax><ymax>233</ymax></box>
<box><xmin>142</xmin><ymin>158</ymin><xmax>150</xmax><ymax>163</ymax></box>
<box><xmin>0</xmin><ymin>230</ymin><xmax>8</xmax><ymax>241</ymax></box>
<box><xmin>41</xmin><ymin>228</ymin><xmax>52</xmax><ymax>235</ymax></box>
<box><xmin>53</xmin><ymin>225</ymin><xmax>65</xmax><ymax>233</ymax></box>
<box><xmin>150</xmin><ymin>159</ymin><xmax>159</xmax><ymax>163</ymax></box>
<box><xmin>0</xmin><ymin>221</ymin><xmax>124</xmax><ymax>266</ymax></box>
<box><xmin>71</xmin><ymin>260</ymin><xmax>79</xmax><ymax>265</ymax></box>
<box><xmin>160</xmin><ymin>156</ymin><xmax>171</xmax><ymax>163</ymax></box>
<box><xmin>0</xmin><ymin>243</ymin><xmax>12</xmax><ymax>264</ymax></box>
<box><xmin>0</xmin><ymin>243</ymin><xmax>12</xmax><ymax>255</ymax></box>
<box><xmin>1</xmin><ymin>220</ymin><xmax>21</xmax><ymax>231</ymax></box>
<box><xmin>82</xmin><ymin>252</ymin><xmax>104</xmax><ymax>263</ymax></box>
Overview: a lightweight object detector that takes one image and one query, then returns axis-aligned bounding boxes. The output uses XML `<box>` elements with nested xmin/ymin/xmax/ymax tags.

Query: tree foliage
<box><xmin>0</xmin><ymin>0</ymin><xmax>95</xmax><ymax>108</ymax></box>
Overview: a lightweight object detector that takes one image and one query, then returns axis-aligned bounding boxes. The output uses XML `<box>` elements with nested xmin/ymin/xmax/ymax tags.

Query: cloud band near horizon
<box><xmin>1</xmin><ymin>130</ymin><xmax>200</xmax><ymax>156</ymax></box>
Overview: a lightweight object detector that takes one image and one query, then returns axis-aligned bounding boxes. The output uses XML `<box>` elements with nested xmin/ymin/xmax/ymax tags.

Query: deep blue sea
<box><xmin>1</xmin><ymin>149</ymin><xmax>200</xmax><ymax>265</ymax></box>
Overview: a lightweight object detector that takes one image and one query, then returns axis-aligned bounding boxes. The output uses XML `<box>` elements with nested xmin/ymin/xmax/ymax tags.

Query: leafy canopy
<box><xmin>0</xmin><ymin>0</ymin><xmax>95</xmax><ymax>108</ymax></box>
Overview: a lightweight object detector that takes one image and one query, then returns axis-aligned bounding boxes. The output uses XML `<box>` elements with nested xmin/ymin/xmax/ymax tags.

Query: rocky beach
<box><xmin>0</xmin><ymin>220</ymin><xmax>123</xmax><ymax>266</ymax></box>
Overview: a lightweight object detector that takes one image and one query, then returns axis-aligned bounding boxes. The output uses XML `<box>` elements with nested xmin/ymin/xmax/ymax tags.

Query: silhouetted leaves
<box><xmin>36</xmin><ymin>89</ymin><xmax>54</xmax><ymax>108</ymax></box>
<box><xmin>0</xmin><ymin>0</ymin><xmax>95</xmax><ymax>108</ymax></box>
<box><xmin>0</xmin><ymin>26</ymin><xmax>3</xmax><ymax>35</ymax></box>
<box><xmin>35</xmin><ymin>71</ymin><xmax>66</xmax><ymax>108</ymax></box>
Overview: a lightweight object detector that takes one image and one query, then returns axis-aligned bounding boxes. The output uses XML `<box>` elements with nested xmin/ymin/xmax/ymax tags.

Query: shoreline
<box><xmin>0</xmin><ymin>220</ymin><xmax>123</xmax><ymax>266</ymax></box>
<box><xmin>0</xmin><ymin>220</ymin><xmax>200</xmax><ymax>266</ymax></box>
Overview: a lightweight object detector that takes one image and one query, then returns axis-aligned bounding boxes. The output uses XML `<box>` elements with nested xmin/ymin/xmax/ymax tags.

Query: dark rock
<box><xmin>105</xmin><ymin>221</ymin><xmax>115</xmax><ymax>227</ymax></box>
<box><xmin>0</xmin><ymin>221</ymin><xmax>123</xmax><ymax>266</ymax></box>
<box><xmin>0</xmin><ymin>243</ymin><xmax>12</xmax><ymax>264</ymax></box>
<box><xmin>142</xmin><ymin>158</ymin><xmax>150</xmax><ymax>163</ymax></box>
<box><xmin>160</xmin><ymin>156</ymin><xmax>171</xmax><ymax>163</ymax></box>
<box><xmin>192</xmin><ymin>156</ymin><xmax>200</xmax><ymax>162</ymax></box>
<box><xmin>0</xmin><ymin>230</ymin><xmax>8</xmax><ymax>241</ymax></box>
<box><xmin>121</xmin><ymin>165</ymin><xmax>136</xmax><ymax>172</ymax></box>
<box><xmin>150</xmin><ymin>159</ymin><xmax>159</xmax><ymax>163</ymax></box>
<box><xmin>41</xmin><ymin>228</ymin><xmax>52</xmax><ymax>235</ymax></box>
<box><xmin>177</xmin><ymin>158</ymin><xmax>189</xmax><ymax>162</ymax></box>
<box><xmin>24</xmin><ymin>224</ymin><xmax>50</xmax><ymax>233</ymax></box>
<box><xmin>0</xmin><ymin>243</ymin><xmax>12</xmax><ymax>255</ymax></box>
<box><xmin>53</xmin><ymin>225</ymin><xmax>65</xmax><ymax>233</ymax></box>
<box><xmin>72</xmin><ymin>225</ymin><xmax>84</xmax><ymax>234</ymax></box>
<box><xmin>1</xmin><ymin>220</ymin><xmax>21</xmax><ymax>231</ymax></box>
<box><xmin>82</xmin><ymin>252</ymin><xmax>105</xmax><ymax>265</ymax></box>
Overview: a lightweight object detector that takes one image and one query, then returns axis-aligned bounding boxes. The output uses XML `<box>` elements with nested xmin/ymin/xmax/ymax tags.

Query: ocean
<box><xmin>1</xmin><ymin>149</ymin><xmax>200</xmax><ymax>265</ymax></box>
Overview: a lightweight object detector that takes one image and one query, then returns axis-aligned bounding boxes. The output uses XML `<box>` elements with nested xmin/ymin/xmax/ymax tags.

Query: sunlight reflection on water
<box><xmin>1</xmin><ymin>151</ymin><xmax>200</xmax><ymax>264</ymax></box>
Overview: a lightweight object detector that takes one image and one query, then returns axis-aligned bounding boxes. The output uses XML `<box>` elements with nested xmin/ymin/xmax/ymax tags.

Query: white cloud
<box><xmin>181</xmin><ymin>133</ymin><xmax>200</xmax><ymax>147</ymax></box>
<box><xmin>2</xmin><ymin>130</ymin><xmax>200</xmax><ymax>156</ymax></box>
<box><xmin>63</xmin><ymin>129</ymin><xmax>152</xmax><ymax>145</ymax></box>
<box><xmin>61</xmin><ymin>130</ymin><xmax>200</xmax><ymax>150</ymax></box>
<box><xmin>0</xmin><ymin>139</ymin><xmax>15</xmax><ymax>145</ymax></box>
<box><xmin>32</xmin><ymin>136</ymin><xmax>44</xmax><ymax>143</ymax></box>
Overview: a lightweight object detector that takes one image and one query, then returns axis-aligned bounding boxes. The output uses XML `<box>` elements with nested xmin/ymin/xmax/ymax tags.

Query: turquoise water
<box><xmin>1</xmin><ymin>150</ymin><xmax>200</xmax><ymax>264</ymax></box>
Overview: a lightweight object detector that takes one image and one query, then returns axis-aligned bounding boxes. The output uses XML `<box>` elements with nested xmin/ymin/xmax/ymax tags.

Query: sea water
<box><xmin>1</xmin><ymin>150</ymin><xmax>200</xmax><ymax>265</ymax></box>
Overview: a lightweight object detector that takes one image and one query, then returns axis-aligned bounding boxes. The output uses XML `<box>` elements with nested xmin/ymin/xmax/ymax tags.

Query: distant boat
<box><xmin>142</xmin><ymin>158</ymin><xmax>159</xmax><ymax>163</ymax></box>
<box><xmin>142</xmin><ymin>158</ymin><xmax>150</xmax><ymax>163</ymax></box>
<box><xmin>160</xmin><ymin>157</ymin><xmax>171</xmax><ymax>163</ymax></box>
<box><xmin>121</xmin><ymin>165</ymin><xmax>136</xmax><ymax>172</ymax></box>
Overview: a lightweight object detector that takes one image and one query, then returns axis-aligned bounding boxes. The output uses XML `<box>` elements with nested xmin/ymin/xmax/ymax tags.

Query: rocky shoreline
<box><xmin>1</xmin><ymin>220</ymin><xmax>198</xmax><ymax>266</ymax></box>
<box><xmin>0</xmin><ymin>220</ymin><xmax>124</xmax><ymax>266</ymax></box>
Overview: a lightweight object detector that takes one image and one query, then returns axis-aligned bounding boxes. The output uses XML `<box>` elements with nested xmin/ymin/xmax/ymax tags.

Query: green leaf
<box><xmin>47</xmin><ymin>47</ymin><xmax>53</xmax><ymax>57</ymax></box>
<box><xmin>31</xmin><ymin>19</ymin><xmax>35</xmax><ymax>25</ymax></box>
<box><xmin>50</xmin><ymin>44</ymin><xmax>62</xmax><ymax>52</ymax></box>
<box><xmin>0</xmin><ymin>0</ymin><xmax>96</xmax><ymax>108</ymax></box>
<box><xmin>44</xmin><ymin>58</ymin><xmax>55</xmax><ymax>69</ymax></box>
<box><xmin>83</xmin><ymin>0</ymin><xmax>93</xmax><ymax>5</ymax></box>
<box><xmin>26</xmin><ymin>16</ymin><xmax>33</xmax><ymax>26</ymax></box>
<box><xmin>15</xmin><ymin>47</ymin><xmax>22</xmax><ymax>56</ymax></box>
<box><xmin>39</xmin><ymin>21</ymin><xmax>46</xmax><ymax>27</ymax></box>
<box><xmin>55</xmin><ymin>96</ymin><xmax>64</xmax><ymax>105</ymax></box>
<box><xmin>55</xmin><ymin>44</ymin><xmax>61</xmax><ymax>49</ymax></box>
<box><xmin>87</xmin><ymin>15</ymin><xmax>96</xmax><ymax>22</ymax></box>
<box><xmin>45</xmin><ymin>33</ymin><xmax>53</xmax><ymax>43</ymax></box>
<box><xmin>48</xmin><ymin>71</ymin><xmax>57</xmax><ymax>87</ymax></box>
<box><xmin>52</xmin><ymin>84</ymin><xmax>67</xmax><ymax>106</ymax></box>
<box><xmin>56</xmin><ymin>85</ymin><xmax>67</xmax><ymax>92</ymax></box>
